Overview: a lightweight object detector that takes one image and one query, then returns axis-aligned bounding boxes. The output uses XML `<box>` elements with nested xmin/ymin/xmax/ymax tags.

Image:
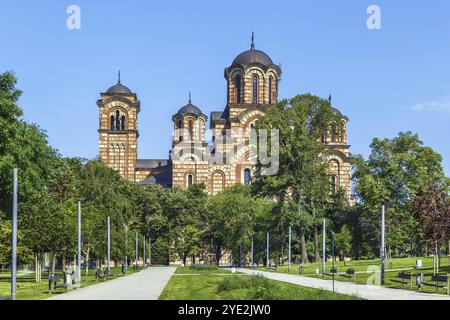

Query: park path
<box><xmin>48</xmin><ymin>267</ymin><xmax>176</xmax><ymax>300</ymax></box>
<box><xmin>236</xmin><ymin>268</ymin><xmax>450</xmax><ymax>300</ymax></box>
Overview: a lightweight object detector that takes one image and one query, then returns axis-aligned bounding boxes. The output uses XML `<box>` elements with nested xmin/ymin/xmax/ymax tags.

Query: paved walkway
<box><xmin>49</xmin><ymin>267</ymin><xmax>176</xmax><ymax>300</ymax></box>
<box><xmin>236</xmin><ymin>268</ymin><xmax>450</xmax><ymax>300</ymax></box>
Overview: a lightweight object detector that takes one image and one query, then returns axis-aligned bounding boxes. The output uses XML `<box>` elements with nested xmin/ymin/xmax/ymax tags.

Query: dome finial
<box><xmin>251</xmin><ymin>32</ymin><xmax>255</xmax><ymax>50</ymax></box>
<box><xmin>189</xmin><ymin>91</ymin><xmax>192</xmax><ymax>104</ymax></box>
<box><xmin>328</xmin><ymin>94</ymin><xmax>332</xmax><ymax>104</ymax></box>
<box><xmin>118</xmin><ymin>70</ymin><xmax>121</xmax><ymax>84</ymax></box>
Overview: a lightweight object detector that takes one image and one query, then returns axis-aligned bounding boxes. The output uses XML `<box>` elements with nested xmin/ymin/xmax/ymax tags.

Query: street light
<box><xmin>381</xmin><ymin>205</ymin><xmax>386</xmax><ymax>285</ymax></box>
<box><xmin>288</xmin><ymin>226</ymin><xmax>291</xmax><ymax>273</ymax></box>
<box><xmin>331</xmin><ymin>230</ymin><xmax>335</xmax><ymax>293</ymax></box>
<box><xmin>11</xmin><ymin>169</ymin><xmax>18</xmax><ymax>300</ymax></box>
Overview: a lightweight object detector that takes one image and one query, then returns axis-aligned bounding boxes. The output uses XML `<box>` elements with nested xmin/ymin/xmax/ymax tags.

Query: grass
<box><xmin>254</xmin><ymin>256</ymin><xmax>450</xmax><ymax>295</ymax></box>
<box><xmin>159</xmin><ymin>266</ymin><xmax>360</xmax><ymax>300</ymax></box>
<box><xmin>0</xmin><ymin>266</ymin><xmax>143</xmax><ymax>300</ymax></box>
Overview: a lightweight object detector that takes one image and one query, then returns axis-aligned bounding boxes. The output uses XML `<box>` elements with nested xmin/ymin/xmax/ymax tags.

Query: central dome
<box><xmin>232</xmin><ymin>48</ymin><xmax>273</xmax><ymax>67</ymax></box>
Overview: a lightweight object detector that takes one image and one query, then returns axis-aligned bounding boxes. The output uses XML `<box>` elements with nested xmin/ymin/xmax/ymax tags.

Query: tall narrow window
<box><xmin>268</xmin><ymin>77</ymin><xmax>272</xmax><ymax>104</ymax></box>
<box><xmin>321</xmin><ymin>132</ymin><xmax>326</xmax><ymax>143</ymax></box>
<box><xmin>252</xmin><ymin>75</ymin><xmax>258</xmax><ymax>104</ymax></box>
<box><xmin>121</xmin><ymin>115</ymin><xmax>126</xmax><ymax>130</ymax></box>
<box><xmin>244</xmin><ymin>168</ymin><xmax>252</xmax><ymax>185</ymax></box>
<box><xmin>331</xmin><ymin>124</ymin><xmax>336</xmax><ymax>142</ymax></box>
<box><xmin>187</xmin><ymin>174</ymin><xmax>194</xmax><ymax>188</ymax></box>
<box><xmin>236</xmin><ymin>76</ymin><xmax>241</xmax><ymax>103</ymax></box>
<box><xmin>110</xmin><ymin>115</ymin><xmax>115</xmax><ymax>130</ymax></box>
<box><xmin>188</xmin><ymin>120</ymin><xmax>194</xmax><ymax>140</ymax></box>
<box><xmin>116</xmin><ymin>110</ymin><xmax>121</xmax><ymax>131</ymax></box>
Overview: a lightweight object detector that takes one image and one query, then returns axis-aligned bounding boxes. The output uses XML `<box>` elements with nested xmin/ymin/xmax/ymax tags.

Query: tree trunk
<box><xmin>35</xmin><ymin>253</ymin><xmax>38</xmax><ymax>283</ymax></box>
<box><xmin>215</xmin><ymin>244</ymin><xmax>222</xmax><ymax>266</ymax></box>
<box><xmin>62</xmin><ymin>255</ymin><xmax>66</xmax><ymax>273</ymax></box>
<box><xmin>182</xmin><ymin>253</ymin><xmax>187</xmax><ymax>266</ymax></box>
<box><xmin>300</xmin><ymin>231</ymin><xmax>310</xmax><ymax>264</ymax></box>
<box><xmin>51</xmin><ymin>254</ymin><xmax>56</xmax><ymax>274</ymax></box>
<box><xmin>85</xmin><ymin>248</ymin><xmax>90</xmax><ymax>276</ymax></box>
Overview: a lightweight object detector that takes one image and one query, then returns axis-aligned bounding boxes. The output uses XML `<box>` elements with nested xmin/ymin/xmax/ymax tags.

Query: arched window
<box><xmin>110</xmin><ymin>115</ymin><xmax>115</xmax><ymax>130</ymax></box>
<box><xmin>187</xmin><ymin>174</ymin><xmax>194</xmax><ymax>188</ymax></box>
<box><xmin>244</xmin><ymin>168</ymin><xmax>252</xmax><ymax>185</ymax></box>
<box><xmin>188</xmin><ymin>120</ymin><xmax>194</xmax><ymax>140</ymax></box>
<box><xmin>252</xmin><ymin>75</ymin><xmax>259</xmax><ymax>104</ymax></box>
<box><xmin>198</xmin><ymin>119</ymin><xmax>204</xmax><ymax>140</ymax></box>
<box><xmin>116</xmin><ymin>110</ymin><xmax>121</xmax><ymax>131</ymax></box>
<box><xmin>121</xmin><ymin>115</ymin><xmax>126</xmax><ymax>130</ymax></box>
<box><xmin>268</xmin><ymin>77</ymin><xmax>273</xmax><ymax>104</ymax></box>
<box><xmin>331</xmin><ymin>124</ymin><xmax>336</xmax><ymax>142</ymax></box>
<box><xmin>321</xmin><ymin>132</ymin><xmax>326</xmax><ymax>143</ymax></box>
<box><xmin>236</xmin><ymin>75</ymin><xmax>241</xmax><ymax>103</ymax></box>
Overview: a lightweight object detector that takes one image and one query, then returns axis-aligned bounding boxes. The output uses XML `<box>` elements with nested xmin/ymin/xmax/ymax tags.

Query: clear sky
<box><xmin>1</xmin><ymin>0</ymin><xmax>449</xmax><ymax>174</ymax></box>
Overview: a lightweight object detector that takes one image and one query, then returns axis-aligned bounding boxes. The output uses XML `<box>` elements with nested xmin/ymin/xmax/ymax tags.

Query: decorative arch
<box><xmin>185</xmin><ymin>172</ymin><xmax>196</xmax><ymax>188</ymax></box>
<box><xmin>108</xmin><ymin>106</ymin><xmax>129</xmax><ymax>131</ymax></box>
<box><xmin>210</xmin><ymin>170</ymin><xmax>225</xmax><ymax>195</ymax></box>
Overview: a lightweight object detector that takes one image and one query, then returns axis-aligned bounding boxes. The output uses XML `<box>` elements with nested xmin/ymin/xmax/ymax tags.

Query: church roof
<box><xmin>173</xmin><ymin>94</ymin><xmax>207</xmax><ymax>120</ymax></box>
<box><xmin>105</xmin><ymin>71</ymin><xmax>133</xmax><ymax>94</ymax></box>
<box><xmin>138</xmin><ymin>172</ymin><xmax>172</xmax><ymax>187</ymax></box>
<box><xmin>230</xmin><ymin>33</ymin><xmax>275</xmax><ymax>68</ymax></box>
<box><xmin>135</xmin><ymin>159</ymin><xmax>169</xmax><ymax>170</ymax></box>
<box><xmin>106</xmin><ymin>83</ymin><xmax>133</xmax><ymax>94</ymax></box>
<box><xmin>232</xmin><ymin>49</ymin><xmax>273</xmax><ymax>67</ymax></box>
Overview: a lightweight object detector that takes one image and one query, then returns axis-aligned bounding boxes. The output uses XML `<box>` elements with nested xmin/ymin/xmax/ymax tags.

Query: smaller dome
<box><xmin>106</xmin><ymin>82</ymin><xmax>132</xmax><ymax>94</ymax></box>
<box><xmin>175</xmin><ymin>103</ymin><xmax>204</xmax><ymax>118</ymax></box>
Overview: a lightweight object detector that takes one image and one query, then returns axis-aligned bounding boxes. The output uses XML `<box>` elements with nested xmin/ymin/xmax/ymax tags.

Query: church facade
<box><xmin>97</xmin><ymin>39</ymin><xmax>352</xmax><ymax>201</ymax></box>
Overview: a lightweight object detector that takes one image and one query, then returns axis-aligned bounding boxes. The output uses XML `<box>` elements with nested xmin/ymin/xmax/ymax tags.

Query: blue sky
<box><xmin>1</xmin><ymin>0</ymin><xmax>449</xmax><ymax>174</ymax></box>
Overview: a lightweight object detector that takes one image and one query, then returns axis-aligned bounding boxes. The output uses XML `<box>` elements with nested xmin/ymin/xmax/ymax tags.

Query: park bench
<box><xmin>323</xmin><ymin>268</ymin><xmax>338</xmax><ymax>279</ymax></box>
<box><xmin>95</xmin><ymin>268</ymin><xmax>110</xmax><ymax>281</ymax></box>
<box><xmin>391</xmin><ymin>272</ymin><xmax>414</xmax><ymax>289</ymax></box>
<box><xmin>340</xmin><ymin>268</ymin><xmax>356</xmax><ymax>282</ymax></box>
<box><xmin>48</xmin><ymin>273</ymin><xmax>69</xmax><ymax>293</ymax></box>
<box><xmin>420</xmin><ymin>274</ymin><xmax>449</xmax><ymax>295</ymax></box>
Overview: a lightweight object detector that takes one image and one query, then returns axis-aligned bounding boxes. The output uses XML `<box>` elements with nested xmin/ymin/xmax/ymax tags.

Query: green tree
<box><xmin>254</xmin><ymin>94</ymin><xmax>341</xmax><ymax>264</ymax></box>
<box><xmin>334</xmin><ymin>225</ymin><xmax>352</xmax><ymax>264</ymax></box>
<box><xmin>352</xmin><ymin>132</ymin><xmax>449</xmax><ymax>256</ymax></box>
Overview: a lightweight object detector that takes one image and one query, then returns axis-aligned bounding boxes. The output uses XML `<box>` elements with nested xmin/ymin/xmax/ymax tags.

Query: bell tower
<box><xmin>97</xmin><ymin>72</ymin><xmax>140</xmax><ymax>181</ymax></box>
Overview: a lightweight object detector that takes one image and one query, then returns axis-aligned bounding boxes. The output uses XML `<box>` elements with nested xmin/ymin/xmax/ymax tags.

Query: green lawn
<box><xmin>254</xmin><ymin>256</ymin><xmax>450</xmax><ymax>295</ymax></box>
<box><xmin>0</xmin><ymin>266</ymin><xmax>143</xmax><ymax>300</ymax></box>
<box><xmin>159</xmin><ymin>266</ymin><xmax>360</xmax><ymax>300</ymax></box>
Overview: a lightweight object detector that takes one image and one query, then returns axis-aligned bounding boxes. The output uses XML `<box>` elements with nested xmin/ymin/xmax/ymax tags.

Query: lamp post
<box><xmin>107</xmin><ymin>216</ymin><xmax>110</xmax><ymax>275</ymax></box>
<box><xmin>331</xmin><ymin>230</ymin><xmax>335</xmax><ymax>293</ymax></box>
<box><xmin>11</xmin><ymin>169</ymin><xmax>18</xmax><ymax>300</ymax></box>
<box><xmin>125</xmin><ymin>226</ymin><xmax>128</xmax><ymax>273</ymax></box>
<box><xmin>143</xmin><ymin>235</ymin><xmax>146</xmax><ymax>269</ymax></box>
<box><xmin>77</xmin><ymin>201</ymin><xmax>81</xmax><ymax>284</ymax></box>
<box><xmin>266</xmin><ymin>232</ymin><xmax>270</xmax><ymax>268</ymax></box>
<box><xmin>251</xmin><ymin>235</ymin><xmax>254</xmax><ymax>269</ymax></box>
<box><xmin>323</xmin><ymin>219</ymin><xmax>326</xmax><ymax>276</ymax></box>
<box><xmin>135</xmin><ymin>231</ymin><xmax>138</xmax><ymax>270</ymax></box>
<box><xmin>288</xmin><ymin>226</ymin><xmax>291</xmax><ymax>273</ymax></box>
<box><xmin>149</xmin><ymin>237</ymin><xmax>151</xmax><ymax>267</ymax></box>
<box><xmin>381</xmin><ymin>205</ymin><xmax>386</xmax><ymax>285</ymax></box>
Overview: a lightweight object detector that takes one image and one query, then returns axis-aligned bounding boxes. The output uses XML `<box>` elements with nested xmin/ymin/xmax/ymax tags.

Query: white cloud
<box><xmin>410</xmin><ymin>97</ymin><xmax>450</xmax><ymax>114</ymax></box>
